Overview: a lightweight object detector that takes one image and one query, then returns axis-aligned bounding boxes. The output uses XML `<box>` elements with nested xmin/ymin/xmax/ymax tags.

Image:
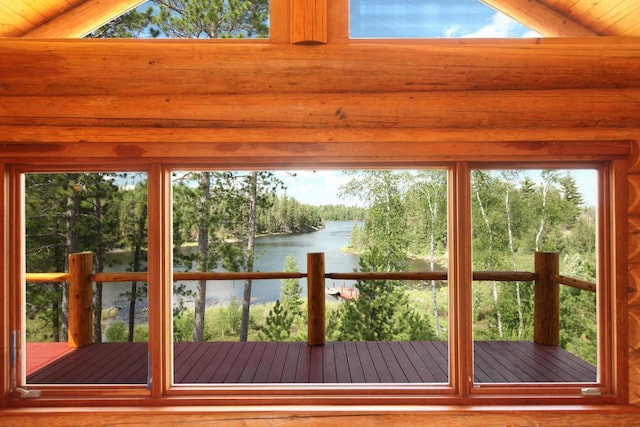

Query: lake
<box><xmin>101</xmin><ymin>221</ymin><xmax>433</xmax><ymax>322</ymax></box>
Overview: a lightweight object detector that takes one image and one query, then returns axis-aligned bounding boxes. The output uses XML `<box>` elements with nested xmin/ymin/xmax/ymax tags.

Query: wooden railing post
<box><xmin>307</xmin><ymin>252</ymin><xmax>325</xmax><ymax>346</ymax></box>
<box><xmin>534</xmin><ymin>252</ymin><xmax>560</xmax><ymax>346</ymax></box>
<box><xmin>68</xmin><ymin>252</ymin><xmax>93</xmax><ymax>348</ymax></box>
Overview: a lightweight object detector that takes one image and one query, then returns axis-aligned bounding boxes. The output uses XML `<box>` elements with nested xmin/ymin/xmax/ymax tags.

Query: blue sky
<box><xmin>350</xmin><ymin>0</ymin><xmax>541</xmax><ymax>38</ymax></box>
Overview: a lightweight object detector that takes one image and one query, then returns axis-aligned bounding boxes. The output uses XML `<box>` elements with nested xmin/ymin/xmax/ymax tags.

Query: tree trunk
<box><xmin>473</xmin><ymin>180</ymin><xmax>503</xmax><ymax>338</ymax></box>
<box><xmin>93</xmin><ymin>193</ymin><xmax>103</xmax><ymax>343</ymax></box>
<box><xmin>240</xmin><ymin>171</ymin><xmax>258</xmax><ymax>342</ymax></box>
<box><xmin>505</xmin><ymin>187</ymin><xmax>524</xmax><ymax>338</ymax></box>
<box><xmin>193</xmin><ymin>172</ymin><xmax>210</xmax><ymax>342</ymax></box>
<box><xmin>63</xmin><ymin>184</ymin><xmax>81</xmax><ymax>342</ymax></box>
<box><xmin>128</xmin><ymin>203</ymin><xmax>147</xmax><ymax>342</ymax></box>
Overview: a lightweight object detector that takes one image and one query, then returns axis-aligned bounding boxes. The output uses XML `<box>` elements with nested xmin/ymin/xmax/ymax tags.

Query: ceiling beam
<box><xmin>481</xmin><ymin>0</ymin><xmax>598</xmax><ymax>37</ymax></box>
<box><xmin>23</xmin><ymin>0</ymin><xmax>145</xmax><ymax>38</ymax></box>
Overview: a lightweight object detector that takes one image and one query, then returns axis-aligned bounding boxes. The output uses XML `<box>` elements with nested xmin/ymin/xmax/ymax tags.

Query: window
<box><xmin>21</xmin><ymin>171</ymin><xmax>149</xmax><ymax>387</ymax></box>
<box><xmin>7</xmin><ymin>151</ymin><xmax>621</xmax><ymax>403</ymax></box>
<box><xmin>349</xmin><ymin>0</ymin><xmax>540</xmax><ymax>38</ymax></box>
<box><xmin>169</xmin><ymin>169</ymin><xmax>450</xmax><ymax>385</ymax></box>
<box><xmin>471</xmin><ymin>169</ymin><xmax>598</xmax><ymax>384</ymax></box>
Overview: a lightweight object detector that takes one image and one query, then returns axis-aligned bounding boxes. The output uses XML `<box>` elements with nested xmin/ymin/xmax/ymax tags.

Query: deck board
<box><xmin>25</xmin><ymin>340</ymin><xmax>596</xmax><ymax>385</ymax></box>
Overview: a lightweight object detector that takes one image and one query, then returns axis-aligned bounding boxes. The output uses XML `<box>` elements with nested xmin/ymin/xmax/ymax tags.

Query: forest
<box><xmin>24</xmin><ymin>168</ymin><xmax>598</xmax><ymax>367</ymax></box>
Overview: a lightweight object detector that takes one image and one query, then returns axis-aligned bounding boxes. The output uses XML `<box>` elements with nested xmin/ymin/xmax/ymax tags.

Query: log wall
<box><xmin>1</xmin><ymin>36</ymin><xmax>640</xmax><ymax>425</ymax></box>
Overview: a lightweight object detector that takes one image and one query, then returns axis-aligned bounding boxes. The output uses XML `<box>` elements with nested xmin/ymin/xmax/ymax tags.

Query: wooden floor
<box><xmin>26</xmin><ymin>340</ymin><xmax>596</xmax><ymax>385</ymax></box>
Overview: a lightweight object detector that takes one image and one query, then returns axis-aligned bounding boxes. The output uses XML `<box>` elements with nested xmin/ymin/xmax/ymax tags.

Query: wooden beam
<box><xmin>1</xmin><ymin>39</ymin><xmax>638</xmax><ymax>97</ymax></box>
<box><xmin>1</xmin><ymin>89</ymin><xmax>638</xmax><ymax>129</ymax></box>
<box><xmin>290</xmin><ymin>0</ymin><xmax>327</xmax><ymax>43</ymax></box>
<box><xmin>0</xmin><ymin>131</ymin><xmax>630</xmax><ymax>164</ymax></box>
<box><xmin>1</xmin><ymin>126</ymin><xmax>636</xmax><ymax>146</ymax></box>
<box><xmin>23</xmin><ymin>0</ymin><xmax>146</xmax><ymax>38</ymax></box>
<box><xmin>481</xmin><ymin>0</ymin><xmax>598</xmax><ymax>37</ymax></box>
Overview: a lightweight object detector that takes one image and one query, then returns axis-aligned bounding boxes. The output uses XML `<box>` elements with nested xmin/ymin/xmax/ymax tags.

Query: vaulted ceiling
<box><xmin>0</xmin><ymin>0</ymin><xmax>638</xmax><ymax>38</ymax></box>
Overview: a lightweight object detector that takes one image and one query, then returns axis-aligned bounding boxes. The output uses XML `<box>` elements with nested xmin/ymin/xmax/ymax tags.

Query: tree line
<box><xmin>24</xmin><ymin>172</ymin><xmax>361</xmax><ymax>343</ymax></box>
<box><xmin>330</xmin><ymin>169</ymin><xmax>596</xmax><ymax>362</ymax></box>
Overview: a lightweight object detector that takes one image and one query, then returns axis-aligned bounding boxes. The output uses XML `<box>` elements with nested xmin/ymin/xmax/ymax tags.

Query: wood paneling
<box><xmin>481</xmin><ymin>0</ymin><xmax>596</xmax><ymax>37</ymax></box>
<box><xmin>24</xmin><ymin>0</ymin><xmax>146</xmax><ymax>38</ymax></box>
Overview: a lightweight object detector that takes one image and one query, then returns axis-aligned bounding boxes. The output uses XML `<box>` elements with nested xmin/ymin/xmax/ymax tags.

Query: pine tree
<box><xmin>336</xmin><ymin>250</ymin><xmax>434</xmax><ymax>341</ymax></box>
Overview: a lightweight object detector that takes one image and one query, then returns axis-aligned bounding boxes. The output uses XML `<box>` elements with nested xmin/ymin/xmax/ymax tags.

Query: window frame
<box><xmin>3</xmin><ymin>142</ymin><xmax>627</xmax><ymax>406</ymax></box>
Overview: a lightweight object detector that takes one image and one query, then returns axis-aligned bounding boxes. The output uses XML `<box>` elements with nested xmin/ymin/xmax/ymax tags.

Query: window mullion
<box><xmin>147</xmin><ymin>164</ymin><xmax>171</xmax><ymax>397</ymax></box>
<box><xmin>449</xmin><ymin>162</ymin><xmax>473</xmax><ymax>396</ymax></box>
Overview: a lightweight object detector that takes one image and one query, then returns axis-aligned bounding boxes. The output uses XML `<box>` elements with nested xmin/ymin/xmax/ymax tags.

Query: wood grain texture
<box><xmin>23</xmin><ymin>0</ymin><xmax>147</xmax><ymax>38</ymax></box>
<box><xmin>290</xmin><ymin>0</ymin><xmax>327</xmax><ymax>43</ymax></box>
<box><xmin>67</xmin><ymin>252</ymin><xmax>93</xmax><ymax>348</ymax></box>
<box><xmin>481</xmin><ymin>0</ymin><xmax>597</xmax><ymax>36</ymax></box>
<box><xmin>629</xmin><ymin>217</ymin><xmax>640</xmax><ymax>262</ymax></box>
<box><xmin>629</xmin><ymin>175</ymin><xmax>640</xmax><ymax>215</ymax></box>
<box><xmin>1</xmin><ymin>89</ymin><xmax>638</xmax><ymax>129</ymax></box>
<box><xmin>628</xmin><ymin>266</ymin><xmax>640</xmax><ymax>306</ymax></box>
<box><xmin>630</xmin><ymin>348</ymin><xmax>640</xmax><ymax>406</ymax></box>
<box><xmin>0</xmin><ymin>126</ymin><xmax>635</xmax><ymax>146</ymax></box>
<box><xmin>1</xmin><ymin>39</ymin><xmax>639</xmax><ymax>96</ymax></box>
<box><xmin>630</xmin><ymin>306</ymin><xmax>640</xmax><ymax>351</ymax></box>
<box><xmin>2</xmin><ymin>407</ymin><xmax>640</xmax><ymax>426</ymax></box>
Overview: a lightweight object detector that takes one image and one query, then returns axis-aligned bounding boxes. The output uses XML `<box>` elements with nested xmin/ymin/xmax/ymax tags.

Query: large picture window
<box><xmin>6</xmin><ymin>156</ymin><xmax>619</xmax><ymax>403</ymax></box>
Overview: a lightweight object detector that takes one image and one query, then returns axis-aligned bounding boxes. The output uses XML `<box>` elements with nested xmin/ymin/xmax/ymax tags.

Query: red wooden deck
<box><xmin>25</xmin><ymin>340</ymin><xmax>596</xmax><ymax>385</ymax></box>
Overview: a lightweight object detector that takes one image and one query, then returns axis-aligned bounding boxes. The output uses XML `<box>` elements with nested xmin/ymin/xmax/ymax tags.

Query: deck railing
<box><xmin>25</xmin><ymin>251</ymin><xmax>595</xmax><ymax>348</ymax></box>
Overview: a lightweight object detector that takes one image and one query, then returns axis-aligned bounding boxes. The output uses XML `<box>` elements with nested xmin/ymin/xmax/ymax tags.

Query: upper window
<box><xmin>349</xmin><ymin>0</ymin><xmax>540</xmax><ymax>38</ymax></box>
<box><xmin>88</xmin><ymin>0</ymin><xmax>270</xmax><ymax>39</ymax></box>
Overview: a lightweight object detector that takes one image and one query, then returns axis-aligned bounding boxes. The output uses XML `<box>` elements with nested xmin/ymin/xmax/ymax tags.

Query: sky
<box><xmin>349</xmin><ymin>0</ymin><xmax>541</xmax><ymax>38</ymax></box>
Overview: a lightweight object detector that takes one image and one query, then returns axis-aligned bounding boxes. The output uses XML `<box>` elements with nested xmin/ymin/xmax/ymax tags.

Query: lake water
<box><xmin>101</xmin><ymin>221</ymin><xmax>432</xmax><ymax>322</ymax></box>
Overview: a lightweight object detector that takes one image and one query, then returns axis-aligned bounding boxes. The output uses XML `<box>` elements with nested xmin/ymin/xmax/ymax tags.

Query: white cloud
<box><xmin>462</xmin><ymin>12</ymin><xmax>542</xmax><ymax>38</ymax></box>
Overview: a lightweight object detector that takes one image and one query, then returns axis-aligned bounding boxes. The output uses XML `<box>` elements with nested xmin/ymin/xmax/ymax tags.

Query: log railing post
<box><xmin>307</xmin><ymin>252</ymin><xmax>325</xmax><ymax>346</ymax></box>
<box><xmin>68</xmin><ymin>252</ymin><xmax>93</xmax><ymax>348</ymax></box>
<box><xmin>534</xmin><ymin>252</ymin><xmax>560</xmax><ymax>346</ymax></box>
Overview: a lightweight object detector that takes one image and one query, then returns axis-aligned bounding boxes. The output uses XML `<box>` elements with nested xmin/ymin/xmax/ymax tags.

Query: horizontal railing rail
<box><xmin>25</xmin><ymin>251</ymin><xmax>596</xmax><ymax>348</ymax></box>
<box><xmin>25</xmin><ymin>269</ymin><xmax>594</xmax><ymax>293</ymax></box>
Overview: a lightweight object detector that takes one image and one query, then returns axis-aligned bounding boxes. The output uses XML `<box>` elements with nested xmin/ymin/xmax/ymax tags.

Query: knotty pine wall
<box><xmin>1</xmin><ymin>37</ymin><xmax>640</xmax><ymax>425</ymax></box>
